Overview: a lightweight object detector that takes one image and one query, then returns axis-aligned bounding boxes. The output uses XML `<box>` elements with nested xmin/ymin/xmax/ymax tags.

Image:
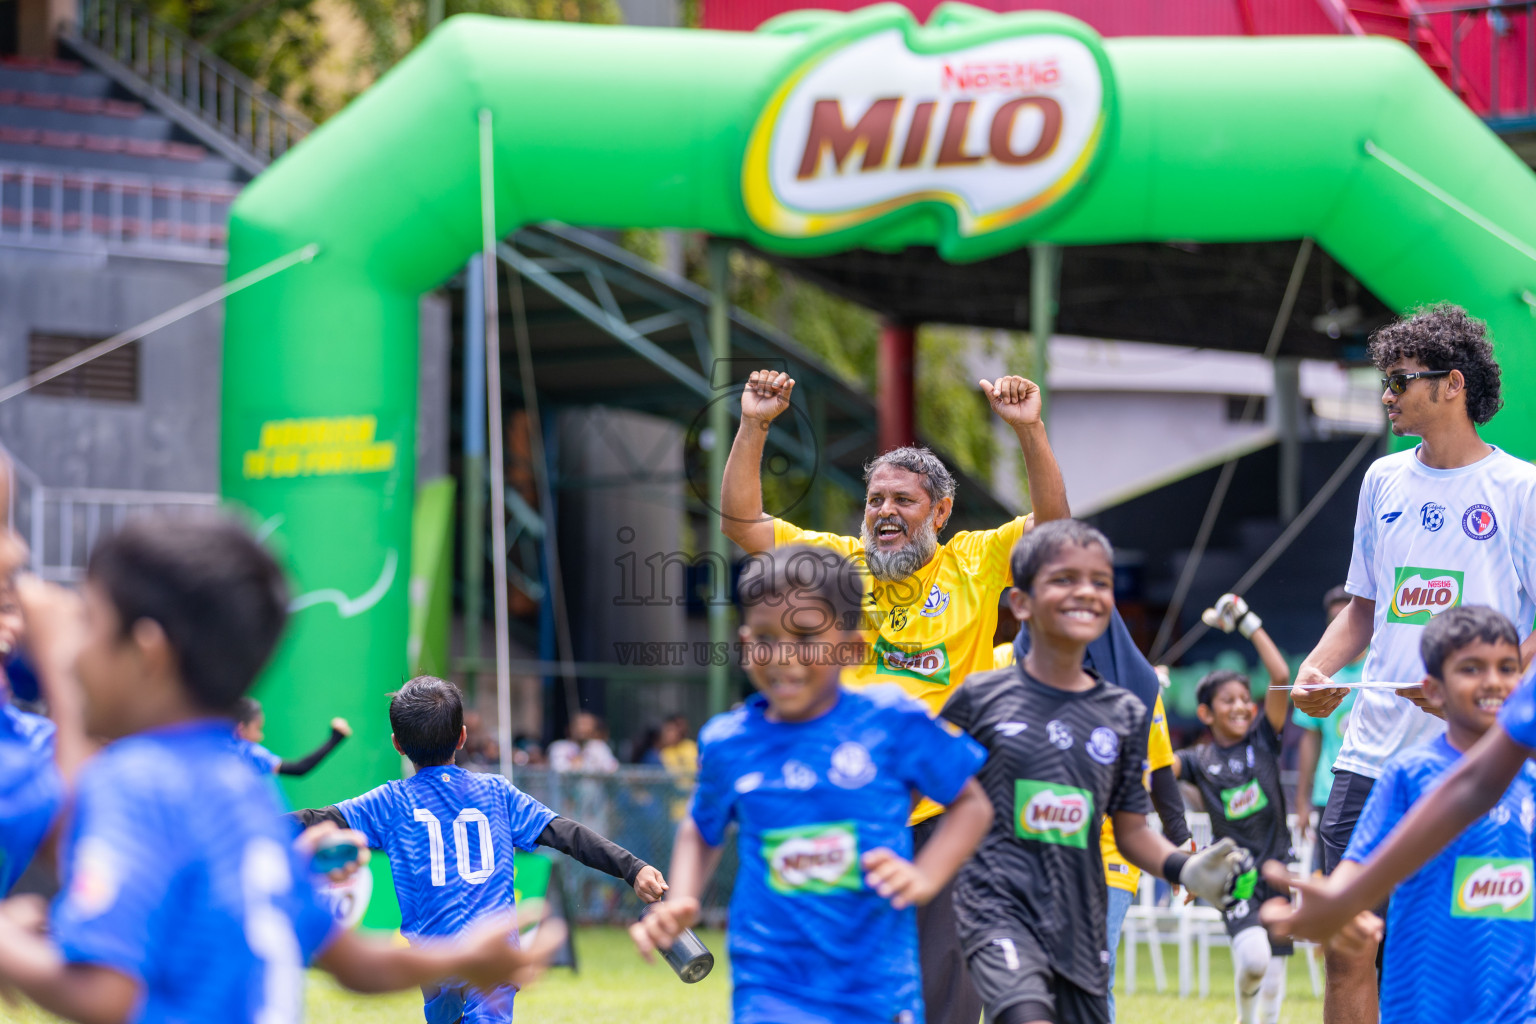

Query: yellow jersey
<box><xmin>773</xmin><ymin>516</ymin><xmax>1029</xmax><ymax>822</ymax></box>
<box><xmin>989</xmin><ymin>641</ymin><xmax>1172</xmax><ymax>894</ymax></box>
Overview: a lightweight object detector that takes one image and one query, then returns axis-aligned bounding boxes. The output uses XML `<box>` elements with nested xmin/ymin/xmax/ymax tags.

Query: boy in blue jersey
<box><xmin>631</xmin><ymin>544</ymin><xmax>996</xmax><ymax>1024</ymax></box>
<box><xmin>0</xmin><ymin>514</ymin><xmax>564</xmax><ymax>1024</ymax></box>
<box><xmin>234</xmin><ymin>695</ymin><xmax>352</xmax><ymax>778</ymax></box>
<box><xmin>291</xmin><ymin>674</ymin><xmax>667</xmax><ymax>1024</ymax></box>
<box><xmin>0</xmin><ymin>455</ymin><xmax>64</xmax><ymax>896</ymax></box>
<box><xmin>0</xmin><ymin>568</ymin><xmax>62</xmax><ymax>895</ymax></box>
<box><xmin>0</xmin><ymin>660</ymin><xmax>60</xmax><ymax>895</ymax></box>
<box><xmin>1267</xmin><ymin>606</ymin><xmax>1536</xmax><ymax>1023</ymax></box>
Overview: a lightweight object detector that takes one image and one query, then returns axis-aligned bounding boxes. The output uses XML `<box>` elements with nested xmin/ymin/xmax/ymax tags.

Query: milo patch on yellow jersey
<box><xmin>873</xmin><ymin>638</ymin><xmax>951</xmax><ymax>687</ymax></box>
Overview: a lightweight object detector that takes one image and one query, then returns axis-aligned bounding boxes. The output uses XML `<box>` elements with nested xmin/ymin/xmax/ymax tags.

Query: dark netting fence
<box><xmin>511</xmin><ymin>766</ymin><xmax>737</xmax><ymax>926</ymax></box>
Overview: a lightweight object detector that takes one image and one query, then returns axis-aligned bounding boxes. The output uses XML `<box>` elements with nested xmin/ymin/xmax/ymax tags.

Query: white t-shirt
<box><xmin>1334</xmin><ymin>444</ymin><xmax>1536</xmax><ymax>778</ymax></box>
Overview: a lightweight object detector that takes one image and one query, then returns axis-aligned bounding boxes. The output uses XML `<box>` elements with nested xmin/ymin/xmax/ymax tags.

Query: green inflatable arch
<box><xmin>221</xmin><ymin>2</ymin><xmax>1536</xmax><ymax>816</ymax></box>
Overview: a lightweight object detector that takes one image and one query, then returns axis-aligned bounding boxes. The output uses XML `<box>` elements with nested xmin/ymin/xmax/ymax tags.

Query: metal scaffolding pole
<box><xmin>461</xmin><ymin>253</ymin><xmax>486</xmax><ymax>698</ymax></box>
<box><xmin>478</xmin><ymin>109</ymin><xmax>514</xmax><ymax>782</ymax></box>
<box><xmin>1029</xmin><ymin>242</ymin><xmax>1058</xmax><ymax>429</ymax></box>
<box><xmin>707</xmin><ymin>238</ymin><xmax>733</xmax><ymax>717</ymax></box>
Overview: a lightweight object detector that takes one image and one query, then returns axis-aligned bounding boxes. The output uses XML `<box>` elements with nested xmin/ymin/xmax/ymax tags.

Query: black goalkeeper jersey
<box><xmin>1175</xmin><ymin>713</ymin><xmax>1293</xmax><ymax>868</ymax></box>
<box><xmin>941</xmin><ymin>665</ymin><xmax>1151</xmax><ymax>995</ymax></box>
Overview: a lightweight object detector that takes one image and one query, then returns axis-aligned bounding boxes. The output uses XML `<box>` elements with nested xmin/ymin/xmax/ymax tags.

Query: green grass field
<box><xmin>8</xmin><ymin>926</ymin><xmax>1324</xmax><ymax>1023</ymax></box>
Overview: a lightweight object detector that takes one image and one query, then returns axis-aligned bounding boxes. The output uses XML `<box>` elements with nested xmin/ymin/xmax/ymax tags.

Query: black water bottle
<box><xmin>642</xmin><ymin>906</ymin><xmax>715</xmax><ymax>983</ymax></box>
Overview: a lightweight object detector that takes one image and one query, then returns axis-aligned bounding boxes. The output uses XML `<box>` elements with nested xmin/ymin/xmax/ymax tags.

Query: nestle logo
<box><xmin>941</xmin><ymin>59</ymin><xmax>1060</xmax><ymax>93</ymax></box>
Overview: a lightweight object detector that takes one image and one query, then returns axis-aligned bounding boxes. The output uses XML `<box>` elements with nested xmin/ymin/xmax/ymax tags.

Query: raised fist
<box><xmin>740</xmin><ymin>370</ymin><xmax>794</xmax><ymax>426</ymax></box>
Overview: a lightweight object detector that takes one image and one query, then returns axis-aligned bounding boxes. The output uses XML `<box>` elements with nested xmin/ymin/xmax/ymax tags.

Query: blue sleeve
<box><xmin>503</xmin><ymin>779</ymin><xmax>558</xmax><ymax>850</ymax></box>
<box><xmin>335</xmin><ymin>783</ymin><xmax>395</xmax><ymax>849</ymax></box>
<box><xmin>0</xmin><ymin>741</ymin><xmax>62</xmax><ymax>895</ymax></box>
<box><xmin>1498</xmin><ymin>672</ymin><xmax>1536</xmax><ymax>752</ymax></box>
<box><xmin>50</xmin><ymin>769</ymin><xmax>175</xmax><ymax>980</ymax></box>
<box><xmin>688</xmin><ymin>734</ymin><xmax>734</xmax><ymax>848</ymax></box>
<box><xmin>890</xmin><ymin>700</ymin><xmax>986</xmax><ymax>806</ymax></box>
<box><xmin>250</xmin><ymin>743</ymin><xmax>282</xmax><ymax>774</ymax></box>
<box><xmin>1343</xmin><ymin>761</ymin><xmax>1411</xmax><ymax>864</ymax></box>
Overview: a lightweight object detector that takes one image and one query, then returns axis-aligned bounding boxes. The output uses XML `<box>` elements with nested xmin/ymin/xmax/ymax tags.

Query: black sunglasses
<box><xmin>1381</xmin><ymin>370</ymin><xmax>1451</xmax><ymax>395</ymax></box>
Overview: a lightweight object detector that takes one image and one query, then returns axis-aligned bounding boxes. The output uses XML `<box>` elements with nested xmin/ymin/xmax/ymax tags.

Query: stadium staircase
<box><xmin>1340</xmin><ymin>0</ymin><xmax>1481</xmax><ymax>107</ymax></box>
<box><xmin>0</xmin><ymin>0</ymin><xmax>312</xmax><ymax>262</ymax></box>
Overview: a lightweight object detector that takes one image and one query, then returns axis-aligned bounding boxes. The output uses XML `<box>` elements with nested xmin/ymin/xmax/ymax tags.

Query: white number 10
<box><xmin>413</xmin><ymin>807</ymin><xmax>495</xmax><ymax>886</ymax></box>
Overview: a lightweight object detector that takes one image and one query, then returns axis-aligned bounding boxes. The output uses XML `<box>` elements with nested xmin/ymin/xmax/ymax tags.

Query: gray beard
<box><xmin>861</xmin><ymin>513</ymin><xmax>939</xmax><ymax>582</ymax></box>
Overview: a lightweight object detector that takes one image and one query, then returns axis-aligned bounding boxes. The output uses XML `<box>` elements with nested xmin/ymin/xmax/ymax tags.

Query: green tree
<box><xmin>143</xmin><ymin>0</ymin><xmax>619</xmax><ymax>120</ymax></box>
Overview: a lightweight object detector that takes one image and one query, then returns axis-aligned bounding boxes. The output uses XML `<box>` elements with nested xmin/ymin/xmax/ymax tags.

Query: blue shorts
<box><xmin>734</xmin><ymin>985</ymin><xmax>919</xmax><ymax>1024</ymax></box>
<box><xmin>423</xmin><ymin>982</ymin><xmax>514</xmax><ymax>1024</ymax></box>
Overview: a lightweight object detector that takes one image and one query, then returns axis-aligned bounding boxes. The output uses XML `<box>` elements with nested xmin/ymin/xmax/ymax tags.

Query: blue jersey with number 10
<box><xmin>336</xmin><ymin>765</ymin><xmax>556</xmax><ymax>941</ymax></box>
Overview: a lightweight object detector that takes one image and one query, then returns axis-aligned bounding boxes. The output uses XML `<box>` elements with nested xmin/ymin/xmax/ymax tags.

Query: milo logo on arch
<box><xmin>1015</xmin><ymin>781</ymin><xmax>1094</xmax><ymax>848</ymax></box>
<box><xmin>762</xmin><ymin>821</ymin><xmax>862</xmax><ymax>895</ymax></box>
<box><xmin>874</xmin><ymin>638</ymin><xmax>951</xmax><ymax>686</ymax></box>
<box><xmin>1452</xmin><ymin>857</ymin><xmax>1534</xmax><ymax>919</ymax></box>
<box><xmin>1388</xmin><ymin>567</ymin><xmax>1464</xmax><ymax>625</ymax></box>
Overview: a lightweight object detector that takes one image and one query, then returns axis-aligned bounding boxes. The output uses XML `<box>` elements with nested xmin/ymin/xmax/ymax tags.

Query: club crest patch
<box><xmin>1087</xmin><ymin>727</ymin><xmax>1119</xmax><ymax>765</ymax></box>
<box><xmin>829</xmin><ymin>741</ymin><xmax>877</xmax><ymax>789</ymax></box>
<box><xmin>1463</xmin><ymin>504</ymin><xmax>1498</xmax><ymax>540</ymax></box>
<box><xmin>920</xmin><ymin>584</ymin><xmax>950</xmax><ymax>618</ymax></box>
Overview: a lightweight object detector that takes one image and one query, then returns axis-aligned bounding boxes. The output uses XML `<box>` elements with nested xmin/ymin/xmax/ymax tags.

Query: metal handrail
<box><xmin>70</xmin><ymin>0</ymin><xmax>313</xmax><ymax>168</ymax></box>
<box><xmin>1</xmin><ymin>448</ymin><xmax>218</xmax><ymax>583</ymax></box>
<box><xmin>0</xmin><ymin>159</ymin><xmax>235</xmax><ymax>262</ymax></box>
<box><xmin>1408</xmin><ymin>0</ymin><xmax>1530</xmax><ymax>122</ymax></box>
<box><xmin>1314</xmin><ymin>0</ymin><xmax>1366</xmax><ymax>35</ymax></box>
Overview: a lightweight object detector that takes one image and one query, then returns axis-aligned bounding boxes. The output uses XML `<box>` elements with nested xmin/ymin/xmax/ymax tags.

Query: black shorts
<box><xmin>1222</xmin><ymin>879</ymin><xmax>1294</xmax><ymax>956</ymax></box>
<box><xmin>1318</xmin><ymin>769</ymin><xmax>1375</xmax><ymax>875</ymax></box>
<box><xmin>965</xmin><ymin>929</ymin><xmax>1108</xmax><ymax>1024</ymax></box>
<box><xmin>1319</xmin><ymin>768</ymin><xmax>1389</xmax><ymax>961</ymax></box>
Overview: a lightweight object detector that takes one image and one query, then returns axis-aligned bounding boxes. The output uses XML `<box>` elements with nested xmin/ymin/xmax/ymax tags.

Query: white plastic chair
<box><xmin>1287</xmin><ymin>811</ymin><xmax>1324</xmax><ymax>998</ymax></box>
<box><xmin>1119</xmin><ymin>869</ymin><xmax>1169</xmax><ymax>993</ymax></box>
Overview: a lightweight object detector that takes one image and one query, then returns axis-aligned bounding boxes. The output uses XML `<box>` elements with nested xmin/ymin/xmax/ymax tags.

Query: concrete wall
<box><xmin>0</xmin><ymin>250</ymin><xmax>452</xmax><ymax>494</ymax></box>
<box><xmin>0</xmin><ymin>250</ymin><xmax>226</xmax><ymax>491</ymax></box>
<box><xmin>557</xmin><ymin>405</ymin><xmax>701</xmax><ymax>746</ymax></box>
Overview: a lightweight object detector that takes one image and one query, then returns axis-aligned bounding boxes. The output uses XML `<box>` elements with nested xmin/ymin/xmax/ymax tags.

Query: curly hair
<box><xmin>1367</xmin><ymin>303</ymin><xmax>1503</xmax><ymax>424</ymax></box>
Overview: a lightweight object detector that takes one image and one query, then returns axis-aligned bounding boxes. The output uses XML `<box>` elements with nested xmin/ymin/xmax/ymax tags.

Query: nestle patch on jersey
<box><xmin>1014</xmin><ymin>780</ymin><xmax>1094</xmax><ymax>848</ymax></box>
<box><xmin>1452</xmin><ymin>857</ymin><xmax>1535</xmax><ymax>920</ymax></box>
<box><xmin>1388</xmin><ymin>566</ymin><xmax>1464</xmax><ymax>625</ymax></box>
<box><xmin>762</xmin><ymin>821</ymin><xmax>862</xmax><ymax>894</ymax></box>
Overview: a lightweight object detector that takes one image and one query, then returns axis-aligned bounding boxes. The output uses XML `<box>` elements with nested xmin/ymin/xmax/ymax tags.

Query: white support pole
<box><xmin>479</xmin><ymin>109</ymin><xmax>514</xmax><ymax>783</ymax></box>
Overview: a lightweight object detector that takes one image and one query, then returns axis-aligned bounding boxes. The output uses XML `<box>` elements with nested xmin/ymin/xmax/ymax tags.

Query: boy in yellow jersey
<box><xmin>721</xmin><ymin>369</ymin><xmax>1070</xmax><ymax>1024</ymax></box>
<box><xmin>993</xmin><ymin>641</ymin><xmax>1189</xmax><ymax>1022</ymax></box>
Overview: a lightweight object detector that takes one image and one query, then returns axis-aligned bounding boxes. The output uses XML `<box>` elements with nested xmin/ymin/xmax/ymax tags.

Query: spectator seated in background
<box><xmin>549</xmin><ymin>711</ymin><xmax>619</xmax><ymax>774</ymax></box>
<box><xmin>638</xmin><ymin>715</ymin><xmax>697</xmax><ymax>775</ymax></box>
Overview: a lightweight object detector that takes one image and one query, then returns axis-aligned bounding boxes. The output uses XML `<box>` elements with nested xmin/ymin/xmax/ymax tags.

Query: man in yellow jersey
<box><xmin>721</xmin><ymin>368</ymin><xmax>1070</xmax><ymax>1024</ymax></box>
<box><xmin>993</xmin><ymin>642</ymin><xmax>1190</xmax><ymax>1023</ymax></box>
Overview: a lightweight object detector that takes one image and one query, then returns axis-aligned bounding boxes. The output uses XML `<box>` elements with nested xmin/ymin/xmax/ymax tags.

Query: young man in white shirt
<box><xmin>1292</xmin><ymin>303</ymin><xmax>1536</xmax><ymax>1024</ymax></box>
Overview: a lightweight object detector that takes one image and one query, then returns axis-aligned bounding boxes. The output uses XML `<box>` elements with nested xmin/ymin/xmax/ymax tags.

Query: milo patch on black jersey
<box><xmin>1015</xmin><ymin>780</ymin><xmax>1094</xmax><ymax>848</ymax></box>
<box><xmin>1220</xmin><ymin>778</ymin><xmax>1269</xmax><ymax>820</ymax></box>
<box><xmin>873</xmin><ymin>638</ymin><xmax>951</xmax><ymax>687</ymax></box>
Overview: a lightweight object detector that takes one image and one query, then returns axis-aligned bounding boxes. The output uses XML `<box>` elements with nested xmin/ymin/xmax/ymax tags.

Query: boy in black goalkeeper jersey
<box><xmin>942</xmin><ymin>520</ymin><xmax>1251</xmax><ymax>1024</ymax></box>
<box><xmin>1173</xmin><ymin>593</ymin><xmax>1296</xmax><ymax>1024</ymax></box>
